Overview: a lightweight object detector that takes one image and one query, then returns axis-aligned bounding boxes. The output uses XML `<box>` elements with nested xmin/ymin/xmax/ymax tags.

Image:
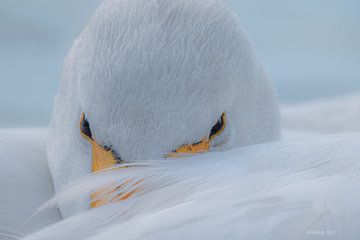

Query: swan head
<box><xmin>48</xmin><ymin>0</ymin><xmax>280</xmax><ymax>216</ymax></box>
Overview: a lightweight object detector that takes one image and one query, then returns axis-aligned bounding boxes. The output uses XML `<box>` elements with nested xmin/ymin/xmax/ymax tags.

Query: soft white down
<box><xmin>47</xmin><ymin>0</ymin><xmax>280</xmax><ymax>216</ymax></box>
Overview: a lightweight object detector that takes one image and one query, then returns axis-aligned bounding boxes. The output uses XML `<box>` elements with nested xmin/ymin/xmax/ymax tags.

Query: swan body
<box><xmin>1</xmin><ymin>129</ymin><xmax>360</xmax><ymax>239</ymax></box>
<box><xmin>1</xmin><ymin>0</ymin><xmax>359</xmax><ymax>239</ymax></box>
<box><xmin>48</xmin><ymin>0</ymin><xmax>280</xmax><ymax>216</ymax></box>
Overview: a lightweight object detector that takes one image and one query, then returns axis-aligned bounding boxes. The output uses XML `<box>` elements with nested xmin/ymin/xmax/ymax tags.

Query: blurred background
<box><xmin>0</xmin><ymin>0</ymin><xmax>359</xmax><ymax>127</ymax></box>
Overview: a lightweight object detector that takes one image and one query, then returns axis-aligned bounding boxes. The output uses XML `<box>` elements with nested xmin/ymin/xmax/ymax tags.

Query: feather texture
<box><xmin>48</xmin><ymin>0</ymin><xmax>280</xmax><ymax>216</ymax></box>
<box><xmin>23</xmin><ymin>133</ymin><xmax>360</xmax><ymax>240</ymax></box>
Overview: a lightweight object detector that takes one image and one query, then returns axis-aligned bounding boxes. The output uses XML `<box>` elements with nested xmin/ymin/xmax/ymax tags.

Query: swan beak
<box><xmin>80</xmin><ymin>113</ymin><xmax>127</xmax><ymax>208</ymax></box>
<box><xmin>90</xmin><ymin>141</ymin><xmax>118</xmax><ymax>172</ymax></box>
<box><xmin>166</xmin><ymin>113</ymin><xmax>227</xmax><ymax>158</ymax></box>
<box><xmin>166</xmin><ymin>138</ymin><xmax>210</xmax><ymax>158</ymax></box>
<box><xmin>81</xmin><ymin>138</ymin><xmax>120</xmax><ymax>208</ymax></box>
<box><xmin>89</xmin><ymin>142</ymin><xmax>142</xmax><ymax>208</ymax></box>
<box><xmin>79</xmin><ymin>113</ymin><xmax>119</xmax><ymax>172</ymax></box>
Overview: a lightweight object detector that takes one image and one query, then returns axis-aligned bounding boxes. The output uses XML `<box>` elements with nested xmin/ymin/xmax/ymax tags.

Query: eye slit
<box><xmin>80</xmin><ymin>113</ymin><xmax>93</xmax><ymax>140</ymax></box>
<box><xmin>209</xmin><ymin>113</ymin><xmax>226</xmax><ymax>140</ymax></box>
<box><xmin>166</xmin><ymin>113</ymin><xmax>226</xmax><ymax>158</ymax></box>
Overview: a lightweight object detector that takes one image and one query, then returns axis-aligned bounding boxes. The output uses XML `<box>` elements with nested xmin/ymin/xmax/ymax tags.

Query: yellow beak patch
<box><xmin>79</xmin><ymin>112</ymin><xmax>226</xmax><ymax>208</ymax></box>
<box><xmin>80</xmin><ymin>113</ymin><xmax>134</xmax><ymax>208</ymax></box>
<box><xmin>80</xmin><ymin>113</ymin><xmax>119</xmax><ymax>172</ymax></box>
<box><xmin>166</xmin><ymin>113</ymin><xmax>226</xmax><ymax>158</ymax></box>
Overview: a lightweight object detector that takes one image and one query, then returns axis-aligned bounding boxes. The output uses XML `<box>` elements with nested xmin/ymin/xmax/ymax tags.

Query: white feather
<box><xmin>22</xmin><ymin>133</ymin><xmax>360</xmax><ymax>240</ymax></box>
<box><xmin>48</xmin><ymin>0</ymin><xmax>280</xmax><ymax>216</ymax></box>
<box><xmin>2</xmin><ymin>0</ymin><xmax>358</xmax><ymax>239</ymax></box>
<box><xmin>0</xmin><ymin>129</ymin><xmax>61</xmax><ymax>236</ymax></box>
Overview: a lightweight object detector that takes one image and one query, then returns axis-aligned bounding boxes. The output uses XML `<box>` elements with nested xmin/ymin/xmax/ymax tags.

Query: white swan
<box><xmin>1</xmin><ymin>0</ymin><xmax>359</xmax><ymax>239</ymax></box>
<box><xmin>47</xmin><ymin>0</ymin><xmax>280</xmax><ymax>217</ymax></box>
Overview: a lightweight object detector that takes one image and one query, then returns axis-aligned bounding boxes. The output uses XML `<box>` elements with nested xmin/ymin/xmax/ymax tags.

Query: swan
<box><xmin>47</xmin><ymin>0</ymin><xmax>280</xmax><ymax>217</ymax></box>
<box><xmin>1</xmin><ymin>0</ymin><xmax>359</xmax><ymax>239</ymax></box>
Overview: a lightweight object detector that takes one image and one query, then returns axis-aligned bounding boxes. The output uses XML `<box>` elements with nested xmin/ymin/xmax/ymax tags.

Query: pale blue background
<box><xmin>0</xmin><ymin>0</ymin><xmax>359</xmax><ymax>127</ymax></box>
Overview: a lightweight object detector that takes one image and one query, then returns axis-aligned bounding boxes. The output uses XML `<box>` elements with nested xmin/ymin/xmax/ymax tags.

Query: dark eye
<box><xmin>209</xmin><ymin>113</ymin><xmax>226</xmax><ymax>141</ymax></box>
<box><xmin>80</xmin><ymin>113</ymin><xmax>93</xmax><ymax>140</ymax></box>
<box><xmin>80</xmin><ymin>113</ymin><xmax>123</xmax><ymax>163</ymax></box>
<box><xmin>167</xmin><ymin>113</ymin><xmax>227</xmax><ymax>158</ymax></box>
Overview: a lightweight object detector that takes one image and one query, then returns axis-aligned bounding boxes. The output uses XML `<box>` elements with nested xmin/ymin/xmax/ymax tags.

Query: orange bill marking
<box><xmin>166</xmin><ymin>113</ymin><xmax>227</xmax><ymax>158</ymax></box>
<box><xmin>80</xmin><ymin>113</ymin><xmax>143</xmax><ymax>208</ymax></box>
<box><xmin>90</xmin><ymin>178</ymin><xmax>144</xmax><ymax>208</ymax></box>
<box><xmin>166</xmin><ymin>138</ymin><xmax>210</xmax><ymax>158</ymax></box>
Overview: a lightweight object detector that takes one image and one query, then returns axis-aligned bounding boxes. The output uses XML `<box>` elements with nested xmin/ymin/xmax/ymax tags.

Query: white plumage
<box><xmin>48</xmin><ymin>0</ymin><xmax>280</xmax><ymax>217</ymax></box>
<box><xmin>1</xmin><ymin>0</ymin><xmax>359</xmax><ymax>239</ymax></box>
<box><xmin>0</xmin><ymin>129</ymin><xmax>60</xmax><ymax>237</ymax></box>
<box><xmin>1</xmin><ymin>128</ymin><xmax>360</xmax><ymax>239</ymax></box>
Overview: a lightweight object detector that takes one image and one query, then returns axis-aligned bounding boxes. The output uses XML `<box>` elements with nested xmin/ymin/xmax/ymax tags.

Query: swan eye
<box><xmin>167</xmin><ymin>113</ymin><xmax>227</xmax><ymax>158</ymax></box>
<box><xmin>80</xmin><ymin>113</ymin><xmax>93</xmax><ymax>140</ymax></box>
<box><xmin>209</xmin><ymin>113</ymin><xmax>226</xmax><ymax>141</ymax></box>
<box><xmin>79</xmin><ymin>113</ymin><xmax>127</xmax><ymax>209</ymax></box>
<box><xmin>79</xmin><ymin>112</ymin><xmax>123</xmax><ymax>169</ymax></box>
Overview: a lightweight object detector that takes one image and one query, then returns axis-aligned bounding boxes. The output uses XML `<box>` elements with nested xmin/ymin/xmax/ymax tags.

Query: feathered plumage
<box><xmin>1</xmin><ymin>129</ymin><xmax>360</xmax><ymax>239</ymax></box>
<box><xmin>1</xmin><ymin>0</ymin><xmax>359</xmax><ymax>239</ymax></box>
